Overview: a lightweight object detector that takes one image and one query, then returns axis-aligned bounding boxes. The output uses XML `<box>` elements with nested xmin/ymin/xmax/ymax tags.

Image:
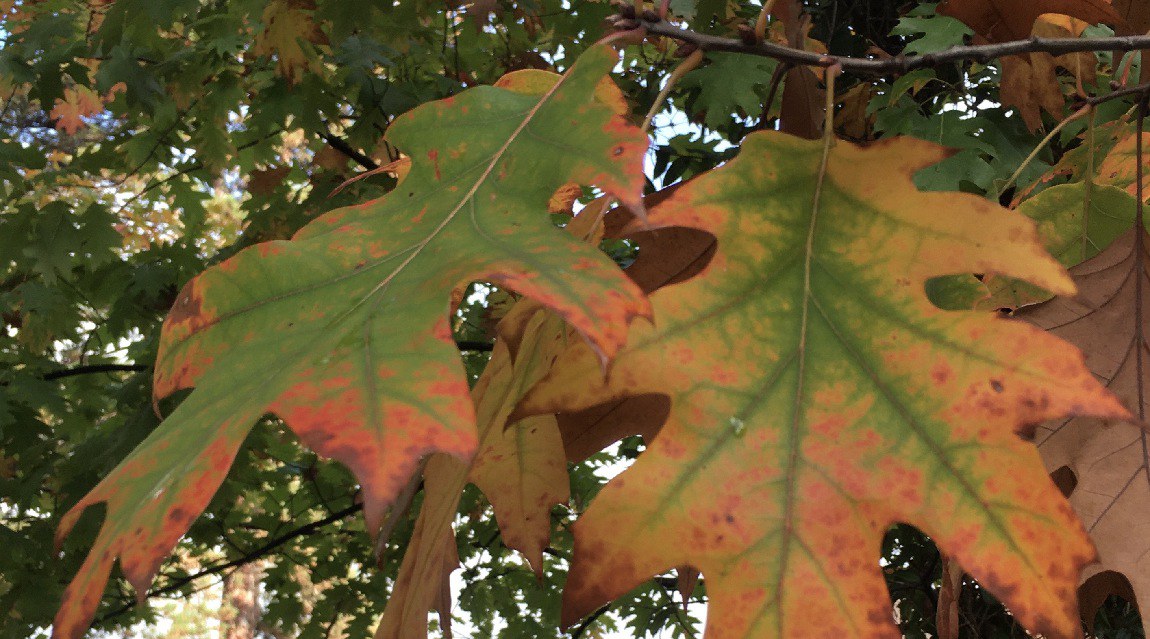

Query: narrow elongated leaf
<box><xmin>469</xmin><ymin>300</ymin><xmax>571</xmax><ymax>573</ymax></box>
<box><xmin>377</xmin><ymin>452</ymin><xmax>464</xmax><ymax>639</ymax></box>
<box><xmin>379</xmin><ymin>206</ymin><xmax>611</xmax><ymax>638</ymax></box>
<box><xmin>52</xmin><ymin>45</ymin><xmax>650</xmax><ymax>639</ymax></box>
<box><xmin>1024</xmin><ymin>228</ymin><xmax>1150</xmax><ymax>633</ymax></box>
<box><xmin>381</xmin><ymin>298</ymin><xmax>576</xmax><ymax>638</ymax></box>
<box><xmin>519</xmin><ymin>131</ymin><xmax>1128</xmax><ymax>638</ymax></box>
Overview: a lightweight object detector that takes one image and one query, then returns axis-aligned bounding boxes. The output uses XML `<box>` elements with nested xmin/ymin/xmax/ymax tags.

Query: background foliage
<box><xmin>0</xmin><ymin>0</ymin><xmax>1145</xmax><ymax>637</ymax></box>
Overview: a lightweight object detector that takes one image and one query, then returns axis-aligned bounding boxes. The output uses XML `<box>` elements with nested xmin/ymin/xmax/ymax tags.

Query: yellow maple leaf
<box><xmin>253</xmin><ymin>0</ymin><xmax>328</xmax><ymax>83</ymax></box>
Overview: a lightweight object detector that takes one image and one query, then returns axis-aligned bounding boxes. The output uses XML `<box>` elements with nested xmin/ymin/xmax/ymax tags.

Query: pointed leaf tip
<box><xmin>52</xmin><ymin>44</ymin><xmax>650</xmax><ymax>639</ymax></box>
<box><xmin>527</xmin><ymin>131</ymin><xmax>1126</xmax><ymax>638</ymax></box>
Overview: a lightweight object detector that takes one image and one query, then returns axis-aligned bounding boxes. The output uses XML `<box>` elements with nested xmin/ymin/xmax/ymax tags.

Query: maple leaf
<box><xmin>51</xmin><ymin>45</ymin><xmax>650</xmax><ymax>639</ymax></box>
<box><xmin>518</xmin><ymin>131</ymin><xmax>1129</xmax><ymax>638</ymax></box>
<box><xmin>1021</xmin><ymin>227</ymin><xmax>1150</xmax><ymax>634</ymax></box>
<box><xmin>49</xmin><ymin>83</ymin><xmax>125</xmax><ymax>134</ymax></box>
<box><xmin>253</xmin><ymin>0</ymin><xmax>329</xmax><ymax>83</ymax></box>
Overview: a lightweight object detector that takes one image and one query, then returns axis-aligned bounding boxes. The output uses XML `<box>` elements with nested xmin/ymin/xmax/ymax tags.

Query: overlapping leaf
<box><xmin>938</xmin><ymin>0</ymin><xmax>1122</xmax><ymax>41</ymax></box>
<box><xmin>1023</xmin><ymin>227</ymin><xmax>1150</xmax><ymax>633</ymax></box>
<box><xmin>976</xmin><ymin>182</ymin><xmax>1135</xmax><ymax>310</ymax></box>
<box><xmin>518</xmin><ymin>131</ymin><xmax>1128</xmax><ymax>638</ymax></box>
<box><xmin>51</xmin><ymin>45</ymin><xmax>650</xmax><ymax>639</ymax></box>
<box><xmin>376</xmin><ymin>452</ymin><xmax>463</xmax><ymax>639</ymax></box>
<box><xmin>939</xmin><ymin>0</ymin><xmax>1120</xmax><ymax>130</ymax></box>
<box><xmin>469</xmin><ymin>302</ymin><xmax>571</xmax><ymax>573</ymax></box>
<box><xmin>1017</xmin><ymin>112</ymin><xmax>1150</xmax><ymax>207</ymax></box>
<box><xmin>380</xmin><ymin>297</ymin><xmax>576</xmax><ymax>638</ymax></box>
<box><xmin>253</xmin><ymin>0</ymin><xmax>329</xmax><ymax>83</ymax></box>
<box><xmin>380</xmin><ymin>206</ymin><xmax>612</xmax><ymax>639</ymax></box>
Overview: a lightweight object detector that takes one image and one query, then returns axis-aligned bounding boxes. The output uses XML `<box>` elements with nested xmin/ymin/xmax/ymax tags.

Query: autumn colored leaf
<box><xmin>49</xmin><ymin>83</ymin><xmax>125</xmax><ymax>135</ymax></box>
<box><xmin>977</xmin><ymin>182</ymin><xmax>1135</xmax><ymax>310</ymax></box>
<box><xmin>380</xmin><ymin>205</ymin><xmax>612</xmax><ymax>638</ymax></box>
<box><xmin>1037</xmin><ymin>15</ymin><xmax>1099</xmax><ymax>87</ymax></box>
<box><xmin>995</xmin><ymin>14</ymin><xmax>1101</xmax><ymax>133</ymax></box>
<box><xmin>1112</xmin><ymin>0</ymin><xmax>1150</xmax><ymax>80</ymax></box>
<box><xmin>938</xmin><ymin>0</ymin><xmax>1119</xmax><ymax>130</ymax></box>
<box><xmin>469</xmin><ymin>302</ymin><xmax>571</xmax><ymax>573</ymax></box>
<box><xmin>51</xmin><ymin>45</ymin><xmax>650</xmax><ymax>639</ymax></box>
<box><xmin>380</xmin><ymin>298</ymin><xmax>578</xmax><ymax>638</ymax></box>
<box><xmin>1113</xmin><ymin>0</ymin><xmax>1150</xmax><ymax>34</ymax></box>
<box><xmin>518</xmin><ymin>131</ymin><xmax>1129</xmax><ymax>638</ymax></box>
<box><xmin>253</xmin><ymin>0</ymin><xmax>329</xmax><ymax>83</ymax></box>
<box><xmin>936</xmin><ymin>557</ymin><xmax>964</xmax><ymax>639</ymax></box>
<box><xmin>542</xmin><ymin>194</ymin><xmax>714</xmax><ymax>461</ymax></box>
<box><xmin>376</xmin><ymin>452</ymin><xmax>463</xmax><ymax>639</ymax></box>
<box><xmin>835</xmin><ymin>83</ymin><xmax>878</xmax><ymax>142</ymax></box>
<box><xmin>1021</xmin><ymin>113</ymin><xmax>1150</xmax><ymax>203</ymax></box>
<box><xmin>1022</xmin><ymin>227</ymin><xmax>1150</xmax><ymax>634</ymax></box>
<box><xmin>248</xmin><ymin>166</ymin><xmax>291</xmax><ymax>195</ymax></box>
<box><xmin>1095</xmin><ymin>125</ymin><xmax>1150</xmax><ymax>198</ymax></box>
<box><xmin>938</xmin><ymin>0</ymin><xmax>1122</xmax><ymax>42</ymax></box>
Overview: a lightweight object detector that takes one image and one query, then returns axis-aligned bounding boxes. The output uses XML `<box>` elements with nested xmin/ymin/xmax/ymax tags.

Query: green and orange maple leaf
<box><xmin>52</xmin><ymin>45</ymin><xmax>649</xmax><ymax>639</ymax></box>
<box><xmin>518</xmin><ymin>131</ymin><xmax>1129</xmax><ymax>638</ymax></box>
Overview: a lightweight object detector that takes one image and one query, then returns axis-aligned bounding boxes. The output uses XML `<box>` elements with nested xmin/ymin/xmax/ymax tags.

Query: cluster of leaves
<box><xmin>5</xmin><ymin>1</ymin><xmax>1150</xmax><ymax>639</ymax></box>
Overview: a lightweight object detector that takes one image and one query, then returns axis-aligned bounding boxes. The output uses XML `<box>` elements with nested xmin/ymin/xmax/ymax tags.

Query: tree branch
<box><xmin>570</xmin><ymin>603</ymin><xmax>612</xmax><ymax>639</ymax></box>
<box><xmin>3</xmin><ymin>341</ymin><xmax>489</xmax><ymax>388</ymax></box>
<box><xmin>456</xmin><ymin>339</ymin><xmax>494</xmax><ymax>352</ymax></box>
<box><xmin>94</xmin><ymin>502</ymin><xmax>363</xmax><ymax>623</ymax></box>
<box><xmin>319</xmin><ymin>132</ymin><xmax>379</xmax><ymax>171</ymax></box>
<box><xmin>41</xmin><ymin>363</ymin><xmax>149</xmax><ymax>381</ymax></box>
<box><xmin>635</xmin><ymin>18</ymin><xmax>1150</xmax><ymax>75</ymax></box>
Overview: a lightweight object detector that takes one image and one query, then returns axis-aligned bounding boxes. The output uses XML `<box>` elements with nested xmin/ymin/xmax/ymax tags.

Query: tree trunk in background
<box><xmin>220</xmin><ymin>562</ymin><xmax>264</xmax><ymax>639</ymax></box>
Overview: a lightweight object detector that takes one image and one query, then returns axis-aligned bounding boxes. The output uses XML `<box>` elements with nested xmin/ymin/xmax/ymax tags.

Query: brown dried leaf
<box><xmin>248</xmin><ymin>166</ymin><xmax>290</xmax><ymax>196</ymax></box>
<box><xmin>1023</xmin><ymin>228</ymin><xmax>1150</xmax><ymax>632</ymax></box>
<box><xmin>939</xmin><ymin>0</ymin><xmax>1122</xmax><ymax>42</ymax></box>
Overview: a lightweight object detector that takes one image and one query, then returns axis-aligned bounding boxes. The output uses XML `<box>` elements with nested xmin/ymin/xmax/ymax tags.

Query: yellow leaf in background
<box><xmin>253</xmin><ymin>0</ymin><xmax>328</xmax><ymax>83</ymax></box>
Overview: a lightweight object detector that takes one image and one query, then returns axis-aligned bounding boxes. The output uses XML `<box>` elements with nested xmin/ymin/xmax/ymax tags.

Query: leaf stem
<box><xmin>1135</xmin><ymin>92</ymin><xmax>1147</xmax><ymax>423</ymax></box>
<box><xmin>641</xmin><ymin>49</ymin><xmax>705</xmax><ymax>133</ymax></box>
<box><xmin>997</xmin><ymin>105</ymin><xmax>1091</xmax><ymax>200</ymax></box>
<box><xmin>752</xmin><ymin>0</ymin><xmax>779</xmax><ymax>44</ymax></box>
<box><xmin>1083</xmin><ymin>108</ymin><xmax>1096</xmax><ymax>257</ymax></box>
